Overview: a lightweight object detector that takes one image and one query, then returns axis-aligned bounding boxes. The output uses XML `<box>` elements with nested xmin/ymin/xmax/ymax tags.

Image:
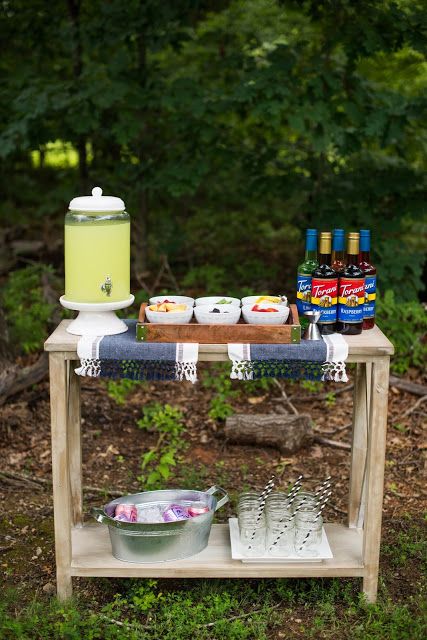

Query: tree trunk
<box><xmin>224</xmin><ymin>414</ymin><xmax>313</xmax><ymax>454</ymax></box>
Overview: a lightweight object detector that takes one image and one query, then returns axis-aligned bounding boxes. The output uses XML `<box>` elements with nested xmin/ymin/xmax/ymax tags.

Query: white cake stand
<box><xmin>60</xmin><ymin>295</ymin><xmax>135</xmax><ymax>336</ymax></box>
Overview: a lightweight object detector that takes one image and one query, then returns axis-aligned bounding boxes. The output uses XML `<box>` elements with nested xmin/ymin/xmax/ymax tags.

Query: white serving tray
<box><xmin>228</xmin><ymin>518</ymin><xmax>333</xmax><ymax>563</ymax></box>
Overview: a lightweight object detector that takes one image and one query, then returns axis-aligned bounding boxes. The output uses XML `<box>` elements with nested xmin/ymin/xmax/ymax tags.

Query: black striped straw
<box><xmin>258</xmin><ymin>475</ymin><xmax>276</xmax><ymax>503</ymax></box>
<box><xmin>247</xmin><ymin>475</ymin><xmax>276</xmax><ymax>550</ymax></box>
<box><xmin>297</xmin><ymin>493</ymin><xmax>331</xmax><ymax>552</ymax></box>
<box><xmin>314</xmin><ymin>476</ymin><xmax>332</xmax><ymax>497</ymax></box>
<box><xmin>268</xmin><ymin>488</ymin><xmax>332</xmax><ymax>551</ymax></box>
<box><xmin>285</xmin><ymin>475</ymin><xmax>303</xmax><ymax>503</ymax></box>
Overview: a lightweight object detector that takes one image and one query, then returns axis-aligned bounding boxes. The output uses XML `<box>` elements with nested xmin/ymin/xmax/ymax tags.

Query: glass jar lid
<box><xmin>69</xmin><ymin>186</ymin><xmax>125</xmax><ymax>212</ymax></box>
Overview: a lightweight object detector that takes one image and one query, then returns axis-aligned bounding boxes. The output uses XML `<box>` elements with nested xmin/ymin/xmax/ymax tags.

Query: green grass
<box><xmin>1</xmin><ymin>516</ymin><xmax>425</xmax><ymax>639</ymax></box>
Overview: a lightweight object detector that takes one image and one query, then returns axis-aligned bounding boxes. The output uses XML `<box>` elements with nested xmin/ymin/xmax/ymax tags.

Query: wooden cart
<box><xmin>44</xmin><ymin>321</ymin><xmax>394</xmax><ymax>602</ymax></box>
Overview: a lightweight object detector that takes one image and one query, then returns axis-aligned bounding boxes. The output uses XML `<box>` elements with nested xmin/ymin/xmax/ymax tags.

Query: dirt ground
<box><xmin>0</xmin><ymin>364</ymin><xmax>426</xmax><ymax>605</ymax></box>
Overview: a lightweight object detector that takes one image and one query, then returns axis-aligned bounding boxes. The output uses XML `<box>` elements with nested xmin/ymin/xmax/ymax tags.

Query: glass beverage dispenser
<box><xmin>60</xmin><ymin>187</ymin><xmax>134</xmax><ymax>335</ymax></box>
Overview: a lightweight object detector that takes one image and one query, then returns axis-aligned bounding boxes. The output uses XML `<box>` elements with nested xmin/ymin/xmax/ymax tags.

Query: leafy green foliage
<box><xmin>376</xmin><ymin>291</ymin><xmax>427</xmax><ymax>374</ymax></box>
<box><xmin>1</xmin><ymin>0</ymin><xmax>426</xmax><ymax>297</ymax></box>
<box><xmin>1</xmin><ymin>265</ymin><xmax>56</xmax><ymax>354</ymax></box>
<box><xmin>202</xmin><ymin>365</ymin><xmax>237</xmax><ymax>421</ymax></box>
<box><xmin>106</xmin><ymin>379</ymin><xmax>141</xmax><ymax>406</ymax></box>
<box><xmin>137</xmin><ymin>403</ymin><xmax>186</xmax><ymax>489</ymax></box>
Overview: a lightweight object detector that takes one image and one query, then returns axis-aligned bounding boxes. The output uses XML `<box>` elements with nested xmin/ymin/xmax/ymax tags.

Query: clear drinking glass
<box><xmin>291</xmin><ymin>491</ymin><xmax>317</xmax><ymax>512</ymax></box>
<box><xmin>294</xmin><ymin>510</ymin><xmax>323</xmax><ymax>557</ymax></box>
<box><xmin>266</xmin><ymin>507</ymin><xmax>294</xmax><ymax>556</ymax></box>
<box><xmin>238</xmin><ymin>512</ymin><xmax>266</xmax><ymax>555</ymax></box>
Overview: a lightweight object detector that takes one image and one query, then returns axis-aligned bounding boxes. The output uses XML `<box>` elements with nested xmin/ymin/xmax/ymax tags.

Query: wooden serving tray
<box><xmin>136</xmin><ymin>304</ymin><xmax>301</xmax><ymax>344</ymax></box>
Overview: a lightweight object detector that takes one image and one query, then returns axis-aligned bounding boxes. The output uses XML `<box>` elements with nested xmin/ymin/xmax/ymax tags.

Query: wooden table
<box><xmin>44</xmin><ymin>320</ymin><xmax>394</xmax><ymax>602</ymax></box>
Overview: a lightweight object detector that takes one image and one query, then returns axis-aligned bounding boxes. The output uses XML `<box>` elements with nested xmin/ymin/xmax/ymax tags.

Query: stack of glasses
<box><xmin>237</xmin><ymin>488</ymin><xmax>329</xmax><ymax>558</ymax></box>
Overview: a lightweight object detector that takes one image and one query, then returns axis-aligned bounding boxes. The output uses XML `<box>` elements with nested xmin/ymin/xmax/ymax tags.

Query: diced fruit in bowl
<box><xmin>145</xmin><ymin>304</ymin><xmax>193</xmax><ymax>324</ymax></box>
<box><xmin>242</xmin><ymin>303</ymin><xmax>290</xmax><ymax>325</ymax></box>
<box><xmin>195</xmin><ymin>296</ymin><xmax>240</xmax><ymax>307</ymax></box>
<box><xmin>194</xmin><ymin>305</ymin><xmax>241</xmax><ymax>325</ymax></box>
<box><xmin>241</xmin><ymin>295</ymin><xmax>288</xmax><ymax>306</ymax></box>
<box><xmin>148</xmin><ymin>302</ymin><xmax>188</xmax><ymax>312</ymax></box>
<box><xmin>149</xmin><ymin>295</ymin><xmax>195</xmax><ymax>307</ymax></box>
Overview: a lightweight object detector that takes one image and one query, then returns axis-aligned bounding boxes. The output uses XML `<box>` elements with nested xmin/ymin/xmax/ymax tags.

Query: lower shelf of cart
<box><xmin>71</xmin><ymin>523</ymin><xmax>364</xmax><ymax>578</ymax></box>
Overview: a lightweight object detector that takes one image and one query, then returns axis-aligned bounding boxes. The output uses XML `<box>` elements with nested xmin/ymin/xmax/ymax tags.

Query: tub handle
<box><xmin>206</xmin><ymin>486</ymin><xmax>229</xmax><ymax>511</ymax></box>
<box><xmin>91</xmin><ymin>507</ymin><xmax>109</xmax><ymax>525</ymax></box>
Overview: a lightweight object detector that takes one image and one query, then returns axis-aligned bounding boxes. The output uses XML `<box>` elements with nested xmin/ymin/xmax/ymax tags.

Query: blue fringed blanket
<box><xmin>76</xmin><ymin>320</ymin><xmax>348</xmax><ymax>383</ymax></box>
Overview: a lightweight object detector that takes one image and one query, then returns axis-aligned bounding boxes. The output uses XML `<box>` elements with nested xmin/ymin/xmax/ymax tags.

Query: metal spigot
<box><xmin>101</xmin><ymin>276</ymin><xmax>113</xmax><ymax>297</ymax></box>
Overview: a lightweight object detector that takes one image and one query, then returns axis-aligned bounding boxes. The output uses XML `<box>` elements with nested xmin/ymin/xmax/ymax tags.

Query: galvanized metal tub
<box><xmin>91</xmin><ymin>486</ymin><xmax>228</xmax><ymax>563</ymax></box>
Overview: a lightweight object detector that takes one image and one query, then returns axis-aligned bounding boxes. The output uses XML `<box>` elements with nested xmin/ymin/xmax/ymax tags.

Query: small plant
<box><xmin>203</xmin><ymin>364</ymin><xmax>237</xmax><ymax>421</ymax></box>
<box><xmin>137</xmin><ymin>403</ymin><xmax>186</xmax><ymax>489</ymax></box>
<box><xmin>106</xmin><ymin>379</ymin><xmax>141</xmax><ymax>405</ymax></box>
<box><xmin>300</xmin><ymin>380</ymin><xmax>322</xmax><ymax>393</ymax></box>
<box><xmin>325</xmin><ymin>391</ymin><xmax>336</xmax><ymax>407</ymax></box>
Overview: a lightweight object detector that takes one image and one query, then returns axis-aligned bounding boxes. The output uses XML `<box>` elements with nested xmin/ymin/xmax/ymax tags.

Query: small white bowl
<box><xmin>146</xmin><ymin>305</ymin><xmax>193</xmax><ymax>324</ymax></box>
<box><xmin>149</xmin><ymin>295</ymin><xmax>195</xmax><ymax>307</ymax></box>
<box><xmin>241</xmin><ymin>295</ymin><xmax>288</xmax><ymax>307</ymax></box>
<box><xmin>195</xmin><ymin>296</ymin><xmax>240</xmax><ymax>307</ymax></box>
<box><xmin>194</xmin><ymin>305</ymin><xmax>241</xmax><ymax>325</ymax></box>
<box><xmin>242</xmin><ymin>303</ymin><xmax>290</xmax><ymax>325</ymax></box>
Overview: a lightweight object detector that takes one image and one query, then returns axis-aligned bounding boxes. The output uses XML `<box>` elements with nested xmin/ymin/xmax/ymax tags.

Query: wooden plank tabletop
<box><xmin>45</xmin><ymin>319</ymin><xmax>394</xmax><ymax>357</ymax></box>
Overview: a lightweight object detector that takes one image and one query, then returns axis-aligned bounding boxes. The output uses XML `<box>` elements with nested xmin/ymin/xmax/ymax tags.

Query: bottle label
<box><xmin>364</xmin><ymin>275</ymin><xmax>376</xmax><ymax>319</ymax></box>
<box><xmin>311</xmin><ymin>277</ymin><xmax>338</xmax><ymax>324</ymax></box>
<box><xmin>338</xmin><ymin>278</ymin><xmax>365</xmax><ymax>323</ymax></box>
<box><xmin>296</xmin><ymin>274</ymin><xmax>312</xmax><ymax>315</ymax></box>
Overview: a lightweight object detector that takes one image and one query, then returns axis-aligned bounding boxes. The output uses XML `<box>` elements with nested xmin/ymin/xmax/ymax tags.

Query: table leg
<box><xmin>362</xmin><ymin>357</ymin><xmax>390</xmax><ymax>603</ymax></box>
<box><xmin>49</xmin><ymin>353</ymin><xmax>73</xmax><ymax>600</ymax></box>
<box><xmin>68</xmin><ymin>361</ymin><xmax>82</xmax><ymax>526</ymax></box>
<box><xmin>348</xmin><ymin>363</ymin><xmax>371</xmax><ymax>528</ymax></box>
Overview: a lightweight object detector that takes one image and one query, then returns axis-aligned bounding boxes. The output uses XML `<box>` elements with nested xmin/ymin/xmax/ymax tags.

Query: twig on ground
<box><xmin>273</xmin><ymin>379</ymin><xmax>299</xmax><ymax>415</ymax></box>
<box><xmin>200</xmin><ymin>603</ymin><xmax>282</xmax><ymax>628</ymax></box>
<box><xmin>0</xmin><ymin>470</ymin><xmax>126</xmax><ymax>497</ymax></box>
<box><xmin>401</xmin><ymin>395</ymin><xmax>427</xmax><ymax>418</ymax></box>
<box><xmin>289</xmin><ymin>383</ymin><xmax>354</xmax><ymax>402</ymax></box>
<box><xmin>312</xmin><ymin>436</ymin><xmax>351</xmax><ymax>451</ymax></box>
<box><xmin>314</xmin><ymin>423</ymin><xmax>352</xmax><ymax>436</ymax></box>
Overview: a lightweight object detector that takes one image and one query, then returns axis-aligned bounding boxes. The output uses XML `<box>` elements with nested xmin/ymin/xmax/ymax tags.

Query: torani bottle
<box><xmin>336</xmin><ymin>232</ymin><xmax>365</xmax><ymax>335</ymax></box>
<box><xmin>331</xmin><ymin>229</ymin><xmax>345</xmax><ymax>274</ymax></box>
<box><xmin>296</xmin><ymin>229</ymin><xmax>318</xmax><ymax>317</ymax></box>
<box><xmin>359</xmin><ymin>229</ymin><xmax>376</xmax><ymax>330</ymax></box>
<box><xmin>311</xmin><ymin>231</ymin><xmax>338</xmax><ymax>335</ymax></box>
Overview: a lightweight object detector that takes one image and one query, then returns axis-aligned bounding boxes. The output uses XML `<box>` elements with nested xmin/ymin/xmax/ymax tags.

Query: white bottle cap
<box><xmin>69</xmin><ymin>187</ymin><xmax>125</xmax><ymax>212</ymax></box>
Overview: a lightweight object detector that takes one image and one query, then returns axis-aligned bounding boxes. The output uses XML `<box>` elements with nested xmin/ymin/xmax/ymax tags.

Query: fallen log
<box><xmin>224</xmin><ymin>413</ymin><xmax>312</xmax><ymax>454</ymax></box>
<box><xmin>0</xmin><ymin>352</ymin><xmax>48</xmax><ymax>406</ymax></box>
<box><xmin>389</xmin><ymin>376</ymin><xmax>427</xmax><ymax>397</ymax></box>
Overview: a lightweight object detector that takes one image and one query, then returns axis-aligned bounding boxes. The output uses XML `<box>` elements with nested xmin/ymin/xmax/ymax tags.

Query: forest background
<box><xmin>0</xmin><ymin>2</ymin><xmax>426</xmax><ymax>639</ymax></box>
<box><xmin>1</xmin><ymin>0</ymin><xmax>426</xmax><ymax>307</ymax></box>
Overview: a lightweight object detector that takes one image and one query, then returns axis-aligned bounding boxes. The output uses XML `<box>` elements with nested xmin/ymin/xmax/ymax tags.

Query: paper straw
<box><xmin>285</xmin><ymin>475</ymin><xmax>303</xmax><ymax>502</ymax></box>
<box><xmin>258</xmin><ymin>474</ymin><xmax>276</xmax><ymax>502</ymax></box>
<box><xmin>247</xmin><ymin>475</ymin><xmax>276</xmax><ymax>549</ymax></box>
<box><xmin>314</xmin><ymin>476</ymin><xmax>332</xmax><ymax>497</ymax></box>
<box><xmin>297</xmin><ymin>495</ymin><xmax>331</xmax><ymax>552</ymax></box>
<box><xmin>269</xmin><ymin>489</ymin><xmax>332</xmax><ymax>551</ymax></box>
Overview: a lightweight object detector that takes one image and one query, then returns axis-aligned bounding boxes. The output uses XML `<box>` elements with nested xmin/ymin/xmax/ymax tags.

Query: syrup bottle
<box><xmin>331</xmin><ymin>229</ymin><xmax>345</xmax><ymax>274</ymax></box>
<box><xmin>359</xmin><ymin>229</ymin><xmax>376</xmax><ymax>330</ymax></box>
<box><xmin>296</xmin><ymin>229</ymin><xmax>318</xmax><ymax>317</ymax></box>
<box><xmin>336</xmin><ymin>232</ymin><xmax>365</xmax><ymax>335</ymax></box>
<box><xmin>311</xmin><ymin>231</ymin><xmax>338</xmax><ymax>335</ymax></box>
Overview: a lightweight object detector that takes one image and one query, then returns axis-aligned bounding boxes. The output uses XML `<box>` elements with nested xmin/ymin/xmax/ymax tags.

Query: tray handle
<box><xmin>206</xmin><ymin>485</ymin><xmax>229</xmax><ymax>511</ymax></box>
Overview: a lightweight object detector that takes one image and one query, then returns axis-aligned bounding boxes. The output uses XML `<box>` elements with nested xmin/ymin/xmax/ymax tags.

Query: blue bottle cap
<box><xmin>360</xmin><ymin>229</ymin><xmax>370</xmax><ymax>251</ymax></box>
<box><xmin>332</xmin><ymin>229</ymin><xmax>344</xmax><ymax>251</ymax></box>
<box><xmin>306</xmin><ymin>228</ymin><xmax>317</xmax><ymax>236</ymax></box>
